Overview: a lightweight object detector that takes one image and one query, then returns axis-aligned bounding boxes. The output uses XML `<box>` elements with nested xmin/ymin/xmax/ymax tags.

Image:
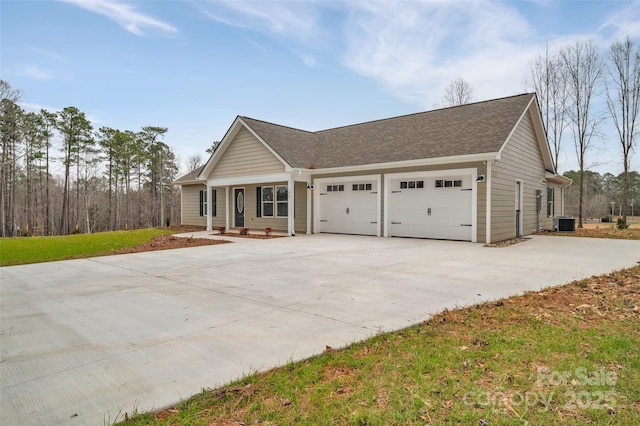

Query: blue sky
<box><xmin>2</xmin><ymin>0</ymin><xmax>639</xmax><ymax>176</ymax></box>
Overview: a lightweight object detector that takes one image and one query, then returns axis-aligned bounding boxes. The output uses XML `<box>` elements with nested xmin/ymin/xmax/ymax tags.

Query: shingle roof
<box><xmin>174</xmin><ymin>165</ymin><xmax>204</xmax><ymax>183</ymax></box>
<box><xmin>241</xmin><ymin>93</ymin><xmax>535</xmax><ymax>169</ymax></box>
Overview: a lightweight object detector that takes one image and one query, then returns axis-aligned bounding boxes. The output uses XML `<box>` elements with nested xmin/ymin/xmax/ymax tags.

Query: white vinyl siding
<box><xmin>211</xmin><ymin>128</ymin><xmax>285</xmax><ymax>179</ymax></box>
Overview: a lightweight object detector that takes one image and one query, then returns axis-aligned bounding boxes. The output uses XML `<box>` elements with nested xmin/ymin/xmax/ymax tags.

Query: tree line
<box><xmin>563</xmin><ymin>170</ymin><xmax>639</xmax><ymax>219</ymax></box>
<box><xmin>526</xmin><ymin>36</ymin><xmax>639</xmax><ymax>227</ymax></box>
<box><xmin>0</xmin><ymin>80</ymin><xmax>180</xmax><ymax>237</ymax></box>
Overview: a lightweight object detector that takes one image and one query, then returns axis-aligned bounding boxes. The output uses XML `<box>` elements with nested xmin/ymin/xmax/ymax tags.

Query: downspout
<box><xmin>486</xmin><ymin>161</ymin><xmax>492</xmax><ymax>244</ymax></box>
<box><xmin>306</xmin><ymin>181</ymin><xmax>312</xmax><ymax>234</ymax></box>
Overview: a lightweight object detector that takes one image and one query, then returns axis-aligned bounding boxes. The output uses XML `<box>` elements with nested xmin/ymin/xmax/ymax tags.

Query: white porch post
<box><xmin>206</xmin><ymin>185</ymin><xmax>212</xmax><ymax>231</ymax></box>
<box><xmin>288</xmin><ymin>176</ymin><xmax>295</xmax><ymax>236</ymax></box>
<box><xmin>306</xmin><ymin>181</ymin><xmax>312</xmax><ymax>235</ymax></box>
<box><xmin>225</xmin><ymin>186</ymin><xmax>230</xmax><ymax>230</ymax></box>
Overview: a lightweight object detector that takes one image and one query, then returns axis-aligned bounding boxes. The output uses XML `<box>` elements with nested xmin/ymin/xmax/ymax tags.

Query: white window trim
<box><xmin>199</xmin><ymin>189</ymin><xmax>207</xmax><ymax>217</ymax></box>
<box><xmin>547</xmin><ymin>186</ymin><xmax>555</xmax><ymax>218</ymax></box>
<box><xmin>275</xmin><ymin>185</ymin><xmax>289</xmax><ymax>218</ymax></box>
<box><xmin>262</xmin><ymin>186</ymin><xmax>275</xmax><ymax>218</ymax></box>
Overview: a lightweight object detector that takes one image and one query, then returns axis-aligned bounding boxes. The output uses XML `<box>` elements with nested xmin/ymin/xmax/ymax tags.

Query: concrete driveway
<box><xmin>1</xmin><ymin>234</ymin><xmax>639</xmax><ymax>425</ymax></box>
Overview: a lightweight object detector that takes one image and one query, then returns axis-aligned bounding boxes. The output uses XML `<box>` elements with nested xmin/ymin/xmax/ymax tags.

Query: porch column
<box><xmin>225</xmin><ymin>186</ymin><xmax>230</xmax><ymax>230</ymax></box>
<box><xmin>306</xmin><ymin>181</ymin><xmax>312</xmax><ymax>234</ymax></box>
<box><xmin>288</xmin><ymin>177</ymin><xmax>295</xmax><ymax>236</ymax></box>
<box><xmin>206</xmin><ymin>185</ymin><xmax>212</xmax><ymax>231</ymax></box>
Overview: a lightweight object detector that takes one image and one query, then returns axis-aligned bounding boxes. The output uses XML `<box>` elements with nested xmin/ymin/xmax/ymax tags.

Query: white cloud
<box><xmin>60</xmin><ymin>0</ymin><xmax>177</xmax><ymax>36</ymax></box>
<box><xmin>28</xmin><ymin>47</ymin><xmax>65</xmax><ymax>61</ymax></box>
<box><xmin>20</xmin><ymin>65</ymin><xmax>54</xmax><ymax>80</ymax></box>
<box><xmin>195</xmin><ymin>0</ymin><xmax>319</xmax><ymax>41</ymax></box>
<box><xmin>342</xmin><ymin>1</ymin><xmax>539</xmax><ymax>107</ymax></box>
<box><xmin>19</xmin><ymin>102</ymin><xmax>57</xmax><ymax>113</ymax></box>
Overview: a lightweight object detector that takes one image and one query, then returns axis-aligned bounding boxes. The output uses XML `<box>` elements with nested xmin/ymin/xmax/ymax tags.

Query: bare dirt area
<box><xmin>113</xmin><ymin>234</ymin><xmax>231</xmax><ymax>254</ymax></box>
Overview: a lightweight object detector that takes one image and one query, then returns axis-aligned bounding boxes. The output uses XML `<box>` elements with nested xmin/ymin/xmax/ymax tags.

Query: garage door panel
<box><xmin>318</xmin><ymin>181</ymin><xmax>378</xmax><ymax>236</ymax></box>
<box><xmin>388</xmin><ymin>175</ymin><xmax>472</xmax><ymax>241</ymax></box>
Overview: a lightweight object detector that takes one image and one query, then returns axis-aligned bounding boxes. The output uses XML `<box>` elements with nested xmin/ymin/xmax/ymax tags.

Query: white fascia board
<box><xmin>208</xmin><ymin>172</ymin><xmax>293</xmax><ymax>187</ymax></box>
<box><xmin>173</xmin><ymin>180</ymin><xmax>206</xmax><ymax>186</ymax></box>
<box><xmin>308</xmin><ymin>153</ymin><xmax>497</xmax><ymax>175</ymax></box>
<box><xmin>545</xmin><ymin>172</ymin><xmax>573</xmax><ymax>187</ymax></box>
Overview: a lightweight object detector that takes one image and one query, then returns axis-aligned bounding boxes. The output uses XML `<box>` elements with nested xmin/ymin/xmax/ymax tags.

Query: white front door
<box><xmin>388</xmin><ymin>175</ymin><xmax>473</xmax><ymax>241</ymax></box>
<box><xmin>317</xmin><ymin>181</ymin><xmax>378</xmax><ymax>235</ymax></box>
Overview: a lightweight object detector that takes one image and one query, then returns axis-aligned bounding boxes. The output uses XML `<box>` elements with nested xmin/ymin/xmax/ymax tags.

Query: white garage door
<box><xmin>388</xmin><ymin>175</ymin><xmax>472</xmax><ymax>241</ymax></box>
<box><xmin>318</xmin><ymin>181</ymin><xmax>378</xmax><ymax>235</ymax></box>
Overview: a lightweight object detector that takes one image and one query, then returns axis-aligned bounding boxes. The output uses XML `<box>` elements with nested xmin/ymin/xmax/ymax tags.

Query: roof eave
<box><xmin>307</xmin><ymin>152</ymin><xmax>499</xmax><ymax>175</ymax></box>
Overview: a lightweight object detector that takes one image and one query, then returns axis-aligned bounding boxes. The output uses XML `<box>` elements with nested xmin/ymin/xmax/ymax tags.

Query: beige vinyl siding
<box><xmin>212</xmin><ymin>187</ymin><xmax>227</xmax><ymax>228</ymax></box>
<box><xmin>312</xmin><ymin>161</ymin><xmax>486</xmax><ymax>238</ymax></box>
<box><xmin>294</xmin><ymin>182</ymin><xmax>307</xmax><ymax>233</ymax></box>
<box><xmin>211</xmin><ymin>128</ymin><xmax>285</xmax><ymax>179</ymax></box>
<box><xmin>227</xmin><ymin>183</ymin><xmax>307</xmax><ymax>233</ymax></box>
<box><xmin>180</xmin><ymin>184</ymin><xmax>207</xmax><ymax>227</ymax></box>
<box><xmin>491</xmin><ymin>110</ymin><xmax>547</xmax><ymax>242</ymax></box>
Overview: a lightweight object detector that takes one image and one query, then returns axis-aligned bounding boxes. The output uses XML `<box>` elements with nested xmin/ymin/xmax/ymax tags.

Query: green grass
<box><xmin>0</xmin><ymin>228</ymin><xmax>176</xmax><ymax>266</ymax></box>
<box><xmin>120</xmin><ymin>266</ymin><xmax>640</xmax><ymax>425</ymax></box>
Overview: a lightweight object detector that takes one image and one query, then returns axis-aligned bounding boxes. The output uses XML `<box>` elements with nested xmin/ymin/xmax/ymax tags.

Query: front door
<box><xmin>234</xmin><ymin>188</ymin><xmax>244</xmax><ymax>227</ymax></box>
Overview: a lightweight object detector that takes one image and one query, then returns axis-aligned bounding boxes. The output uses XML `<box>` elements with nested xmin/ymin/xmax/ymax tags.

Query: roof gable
<box><xmin>197</xmin><ymin>117</ymin><xmax>290</xmax><ymax>180</ymax></box>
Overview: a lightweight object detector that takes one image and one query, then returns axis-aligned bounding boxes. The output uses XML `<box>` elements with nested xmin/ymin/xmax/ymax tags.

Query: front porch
<box><xmin>204</xmin><ymin>173</ymin><xmax>312</xmax><ymax>236</ymax></box>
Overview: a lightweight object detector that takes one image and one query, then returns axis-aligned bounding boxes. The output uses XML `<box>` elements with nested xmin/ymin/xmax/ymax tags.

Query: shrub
<box><xmin>616</xmin><ymin>217</ymin><xmax>627</xmax><ymax>230</ymax></box>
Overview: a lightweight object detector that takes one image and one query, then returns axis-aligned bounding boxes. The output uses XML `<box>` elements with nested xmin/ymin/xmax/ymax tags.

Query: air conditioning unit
<box><xmin>554</xmin><ymin>217</ymin><xmax>575</xmax><ymax>232</ymax></box>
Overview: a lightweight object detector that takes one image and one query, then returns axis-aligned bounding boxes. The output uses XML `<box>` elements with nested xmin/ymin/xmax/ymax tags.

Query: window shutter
<box><xmin>256</xmin><ymin>186</ymin><xmax>262</xmax><ymax>217</ymax></box>
<box><xmin>199</xmin><ymin>190</ymin><xmax>204</xmax><ymax>216</ymax></box>
<box><xmin>212</xmin><ymin>189</ymin><xmax>217</xmax><ymax>217</ymax></box>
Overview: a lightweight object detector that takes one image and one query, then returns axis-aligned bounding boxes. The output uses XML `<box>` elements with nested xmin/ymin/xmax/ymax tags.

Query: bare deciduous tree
<box><xmin>607</xmin><ymin>36</ymin><xmax>640</xmax><ymax>227</ymax></box>
<box><xmin>526</xmin><ymin>43</ymin><xmax>568</xmax><ymax>171</ymax></box>
<box><xmin>561</xmin><ymin>40</ymin><xmax>604</xmax><ymax>228</ymax></box>
<box><xmin>187</xmin><ymin>153</ymin><xmax>203</xmax><ymax>172</ymax></box>
<box><xmin>441</xmin><ymin>78</ymin><xmax>474</xmax><ymax>107</ymax></box>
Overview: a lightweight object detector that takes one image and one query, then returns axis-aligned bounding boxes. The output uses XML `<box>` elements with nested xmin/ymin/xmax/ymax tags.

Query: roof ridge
<box><xmin>316</xmin><ymin>92</ymin><xmax>535</xmax><ymax>134</ymax></box>
<box><xmin>240</xmin><ymin>116</ymin><xmax>315</xmax><ymax>135</ymax></box>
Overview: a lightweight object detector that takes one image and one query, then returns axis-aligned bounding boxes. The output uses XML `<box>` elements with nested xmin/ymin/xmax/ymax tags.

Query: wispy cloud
<box><xmin>291</xmin><ymin>49</ymin><xmax>319</xmax><ymax>67</ymax></box>
<box><xmin>20</xmin><ymin>65</ymin><xmax>54</xmax><ymax>80</ymax></box>
<box><xmin>342</xmin><ymin>1</ymin><xmax>538</xmax><ymax>107</ymax></box>
<box><xmin>60</xmin><ymin>0</ymin><xmax>177</xmax><ymax>37</ymax></box>
<box><xmin>195</xmin><ymin>0</ymin><xmax>319</xmax><ymax>41</ymax></box>
<box><xmin>28</xmin><ymin>47</ymin><xmax>65</xmax><ymax>61</ymax></box>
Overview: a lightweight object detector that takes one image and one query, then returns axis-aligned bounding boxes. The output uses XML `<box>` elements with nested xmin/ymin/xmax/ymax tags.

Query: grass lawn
<box><xmin>121</xmin><ymin>265</ymin><xmax>640</xmax><ymax>425</ymax></box>
<box><xmin>0</xmin><ymin>228</ymin><xmax>176</xmax><ymax>266</ymax></box>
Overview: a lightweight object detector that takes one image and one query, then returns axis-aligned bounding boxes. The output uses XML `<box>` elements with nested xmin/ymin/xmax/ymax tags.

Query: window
<box><xmin>435</xmin><ymin>179</ymin><xmax>462</xmax><ymax>188</ymax></box>
<box><xmin>326</xmin><ymin>184</ymin><xmax>344</xmax><ymax>192</ymax></box>
<box><xmin>276</xmin><ymin>185</ymin><xmax>288</xmax><ymax>217</ymax></box>
<box><xmin>547</xmin><ymin>187</ymin><xmax>555</xmax><ymax>217</ymax></box>
<box><xmin>262</xmin><ymin>186</ymin><xmax>274</xmax><ymax>217</ymax></box>
<box><xmin>211</xmin><ymin>189</ymin><xmax>217</xmax><ymax>217</ymax></box>
<box><xmin>400</xmin><ymin>180</ymin><xmax>424</xmax><ymax>189</ymax></box>
<box><xmin>199</xmin><ymin>189</ymin><xmax>207</xmax><ymax>216</ymax></box>
<box><xmin>352</xmin><ymin>183</ymin><xmax>372</xmax><ymax>191</ymax></box>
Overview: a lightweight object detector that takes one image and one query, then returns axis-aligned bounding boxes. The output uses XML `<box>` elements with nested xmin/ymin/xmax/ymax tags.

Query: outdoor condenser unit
<box><xmin>554</xmin><ymin>217</ymin><xmax>576</xmax><ymax>232</ymax></box>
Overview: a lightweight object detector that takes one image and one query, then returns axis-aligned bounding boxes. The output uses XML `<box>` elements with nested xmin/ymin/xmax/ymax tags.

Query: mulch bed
<box><xmin>113</xmin><ymin>234</ymin><xmax>230</xmax><ymax>254</ymax></box>
<box><xmin>483</xmin><ymin>237</ymin><xmax>530</xmax><ymax>247</ymax></box>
